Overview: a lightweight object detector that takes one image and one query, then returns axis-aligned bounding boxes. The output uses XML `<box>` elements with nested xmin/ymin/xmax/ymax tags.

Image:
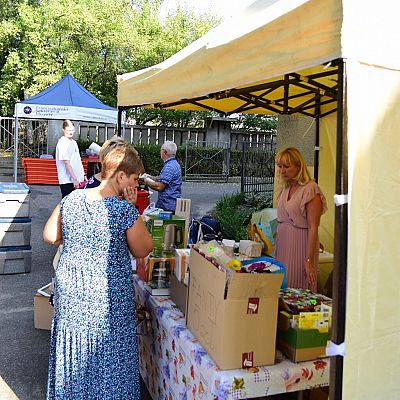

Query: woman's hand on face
<box><xmin>123</xmin><ymin>186</ymin><xmax>137</xmax><ymax>204</ymax></box>
<box><xmin>304</xmin><ymin>259</ymin><xmax>317</xmax><ymax>288</ymax></box>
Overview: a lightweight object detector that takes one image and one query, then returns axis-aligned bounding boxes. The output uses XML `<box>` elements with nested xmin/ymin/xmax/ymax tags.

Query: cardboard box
<box><xmin>239</xmin><ymin>240</ymin><xmax>262</xmax><ymax>258</ymax></box>
<box><xmin>136</xmin><ymin>255</ymin><xmax>175</xmax><ymax>283</ymax></box>
<box><xmin>187</xmin><ymin>248</ymin><xmax>283</xmax><ymax>370</ymax></box>
<box><xmin>174</xmin><ymin>248</ymin><xmax>190</xmax><ymax>283</ymax></box>
<box><xmin>170</xmin><ymin>273</ymin><xmax>188</xmax><ymax>316</ymax></box>
<box><xmin>277</xmin><ymin>312</ymin><xmax>330</xmax><ymax>362</ymax></box>
<box><xmin>147</xmin><ymin>255</ymin><xmax>175</xmax><ymax>283</ymax></box>
<box><xmin>34</xmin><ymin>283</ymin><xmax>54</xmax><ymax>330</ymax></box>
<box><xmin>145</xmin><ymin>214</ymin><xmax>186</xmax><ymax>255</ymax></box>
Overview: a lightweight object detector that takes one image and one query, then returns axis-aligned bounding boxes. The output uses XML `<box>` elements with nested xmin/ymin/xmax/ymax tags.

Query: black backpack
<box><xmin>188</xmin><ymin>215</ymin><xmax>222</xmax><ymax>244</ymax></box>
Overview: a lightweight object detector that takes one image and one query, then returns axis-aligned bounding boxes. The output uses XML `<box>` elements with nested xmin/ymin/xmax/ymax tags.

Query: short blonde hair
<box><xmin>101</xmin><ymin>143</ymin><xmax>144</xmax><ymax>179</ymax></box>
<box><xmin>275</xmin><ymin>147</ymin><xmax>313</xmax><ymax>186</ymax></box>
<box><xmin>99</xmin><ymin>136</ymin><xmax>126</xmax><ymax>163</ymax></box>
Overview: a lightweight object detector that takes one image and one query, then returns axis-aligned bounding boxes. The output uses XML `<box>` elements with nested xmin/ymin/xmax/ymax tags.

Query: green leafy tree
<box><xmin>231</xmin><ymin>114</ymin><xmax>277</xmax><ymax>133</ymax></box>
<box><xmin>0</xmin><ymin>0</ymin><xmax>216</xmax><ymax>115</ymax></box>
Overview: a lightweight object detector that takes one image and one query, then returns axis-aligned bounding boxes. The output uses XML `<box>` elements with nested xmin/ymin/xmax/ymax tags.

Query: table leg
<box><xmin>296</xmin><ymin>390</ymin><xmax>304</xmax><ymax>400</ymax></box>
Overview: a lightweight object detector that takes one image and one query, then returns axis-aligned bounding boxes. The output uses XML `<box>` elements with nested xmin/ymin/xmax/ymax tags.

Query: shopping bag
<box><xmin>248</xmin><ymin>208</ymin><xmax>278</xmax><ymax>257</ymax></box>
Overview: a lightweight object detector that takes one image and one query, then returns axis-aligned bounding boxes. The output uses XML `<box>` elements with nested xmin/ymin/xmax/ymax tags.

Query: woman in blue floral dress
<box><xmin>43</xmin><ymin>144</ymin><xmax>153</xmax><ymax>399</ymax></box>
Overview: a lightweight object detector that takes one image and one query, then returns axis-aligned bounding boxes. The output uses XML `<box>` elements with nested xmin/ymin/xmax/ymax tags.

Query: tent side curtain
<box><xmin>117</xmin><ymin>0</ymin><xmax>342</xmax><ymax>117</ymax></box>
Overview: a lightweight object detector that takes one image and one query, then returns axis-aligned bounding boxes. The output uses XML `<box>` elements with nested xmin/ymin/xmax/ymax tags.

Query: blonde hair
<box><xmin>275</xmin><ymin>147</ymin><xmax>313</xmax><ymax>186</ymax></box>
<box><xmin>99</xmin><ymin>136</ymin><xmax>126</xmax><ymax>163</ymax></box>
<box><xmin>101</xmin><ymin>143</ymin><xmax>144</xmax><ymax>179</ymax></box>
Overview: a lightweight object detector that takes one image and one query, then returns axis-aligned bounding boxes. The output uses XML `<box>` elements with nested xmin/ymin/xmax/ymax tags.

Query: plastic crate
<box><xmin>0</xmin><ymin>218</ymin><xmax>32</xmax><ymax>247</ymax></box>
<box><xmin>0</xmin><ymin>246</ymin><xmax>32</xmax><ymax>274</ymax></box>
<box><xmin>0</xmin><ymin>182</ymin><xmax>30</xmax><ymax>218</ymax></box>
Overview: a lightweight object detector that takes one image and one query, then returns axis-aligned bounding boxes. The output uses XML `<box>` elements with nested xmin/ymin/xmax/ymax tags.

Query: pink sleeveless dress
<box><xmin>275</xmin><ymin>181</ymin><xmax>327</xmax><ymax>291</ymax></box>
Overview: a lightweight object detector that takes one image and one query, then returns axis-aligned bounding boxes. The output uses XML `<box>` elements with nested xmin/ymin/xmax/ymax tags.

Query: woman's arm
<box><xmin>43</xmin><ymin>205</ymin><xmax>63</xmax><ymax>245</ymax></box>
<box><xmin>126</xmin><ymin>216</ymin><xmax>153</xmax><ymax>258</ymax></box>
<box><xmin>63</xmin><ymin>160</ymin><xmax>80</xmax><ymax>188</ymax></box>
<box><xmin>304</xmin><ymin>195</ymin><xmax>323</xmax><ymax>288</ymax></box>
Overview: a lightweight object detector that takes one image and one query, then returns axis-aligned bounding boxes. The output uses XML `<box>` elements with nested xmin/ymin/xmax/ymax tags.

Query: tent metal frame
<box><xmin>117</xmin><ymin>64</ymin><xmax>339</xmax><ymax>123</ymax></box>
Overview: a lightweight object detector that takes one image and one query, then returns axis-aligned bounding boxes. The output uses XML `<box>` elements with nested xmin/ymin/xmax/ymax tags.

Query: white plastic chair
<box><xmin>175</xmin><ymin>198</ymin><xmax>191</xmax><ymax>247</ymax></box>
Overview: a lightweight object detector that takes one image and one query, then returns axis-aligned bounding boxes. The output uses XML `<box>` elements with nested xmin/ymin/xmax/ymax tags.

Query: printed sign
<box><xmin>247</xmin><ymin>298</ymin><xmax>259</xmax><ymax>314</ymax></box>
<box><xmin>242</xmin><ymin>352</ymin><xmax>254</xmax><ymax>368</ymax></box>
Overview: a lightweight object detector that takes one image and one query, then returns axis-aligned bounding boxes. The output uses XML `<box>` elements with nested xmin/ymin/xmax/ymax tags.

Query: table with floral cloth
<box><xmin>133</xmin><ymin>275</ymin><xmax>330</xmax><ymax>400</ymax></box>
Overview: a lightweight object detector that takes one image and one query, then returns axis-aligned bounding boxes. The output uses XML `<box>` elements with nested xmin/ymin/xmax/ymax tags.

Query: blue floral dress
<box><xmin>47</xmin><ymin>190</ymin><xmax>140</xmax><ymax>400</ymax></box>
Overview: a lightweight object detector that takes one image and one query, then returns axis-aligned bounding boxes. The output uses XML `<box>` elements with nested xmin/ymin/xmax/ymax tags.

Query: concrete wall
<box><xmin>276</xmin><ymin>115</ymin><xmax>316</xmax><ymax>165</ymax></box>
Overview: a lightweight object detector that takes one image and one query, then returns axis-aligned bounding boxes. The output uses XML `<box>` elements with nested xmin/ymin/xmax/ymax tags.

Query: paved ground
<box><xmin>0</xmin><ymin>181</ymin><xmax>240</xmax><ymax>400</ymax></box>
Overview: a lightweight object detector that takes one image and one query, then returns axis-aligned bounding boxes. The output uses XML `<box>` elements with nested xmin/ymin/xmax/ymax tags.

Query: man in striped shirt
<box><xmin>143</xmin><ymin>141</ymin><xmax>182</xmax><ymax>212</ymax></box>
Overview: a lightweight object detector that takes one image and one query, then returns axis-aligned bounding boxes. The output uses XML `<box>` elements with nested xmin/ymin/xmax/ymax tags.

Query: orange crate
<box><xmin>22</xmin><ymin>158</ymin><xmax>88</xmax><ymax>185</ymax></box>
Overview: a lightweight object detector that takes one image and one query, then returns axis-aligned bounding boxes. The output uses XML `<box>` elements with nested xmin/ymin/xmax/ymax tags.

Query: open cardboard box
<box><xmin>186</xmin><ymin>247</ymin><xmax>283</xmax><ymax>370</ymax></box>
<box><xmin>34</xmin><ymin>283</ymin><xmax>53</xmax><ymax>330</ymax></box>
<box><xmin>170</xmin><ymin>273</ymin><xmax>188</xmax><ymax>316</ymax></box>
<box><xmin>277</xmin><ymin>311</ymin><xmax>330</xmax><ymax>362</ymax></box>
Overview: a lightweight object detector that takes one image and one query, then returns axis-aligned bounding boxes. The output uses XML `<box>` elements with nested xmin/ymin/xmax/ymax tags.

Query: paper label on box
<box><xmin>298</xmin><ymin>311</ymin><xmax>330</xmax><ymax>332</ymax></box>
<box><xmin>247</xmin><ymin>298</ymin><xmax>259</xmax><ymax>314</ymax></box>
<box><xmin>242</xmin><ymin>352</ymin><xmax>254</xmax><ymax>368</ymax></box>
<box><xmin>154</xmin><ymin>220</ymin><xmax>163</xmax><ymax>227</ymax></box>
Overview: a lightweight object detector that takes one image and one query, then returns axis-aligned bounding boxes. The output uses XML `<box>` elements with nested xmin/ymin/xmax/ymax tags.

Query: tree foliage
<box><xmin>0</xmin><ymin>0</ymin><xmax>277</xmax><ymax>133</ymax></box>
<box><xmin>0</xmin><ymin>0</ymin><xmax>216</xmax><ymax>115</ymax></box>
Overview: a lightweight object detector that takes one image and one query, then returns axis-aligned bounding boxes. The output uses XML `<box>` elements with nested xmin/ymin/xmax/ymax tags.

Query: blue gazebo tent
<box><xmin>14</xmin><ymin>73</ymin><xmax>117</xmax><ymax>124</ymax></box>
<box><xmin>13</xmin><ymin>73</ymin><xmax>117</xmax><ymax>180</ymax></box>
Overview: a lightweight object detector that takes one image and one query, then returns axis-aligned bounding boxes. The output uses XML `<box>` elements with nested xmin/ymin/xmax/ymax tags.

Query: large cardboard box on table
<box><xmin>187</xmin><ymin>248</ymin><xmax>283</xmax><ymax>370</ymax></box>
<box><xmin>34</xmin><ymin>283</ymin><xmax>54</xmax><ymax>330</ymax></box>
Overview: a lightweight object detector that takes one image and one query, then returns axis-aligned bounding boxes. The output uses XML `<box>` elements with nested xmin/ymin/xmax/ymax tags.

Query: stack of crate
<box><xmin>0</xmin><ymin>182</ymin><xmax>32</xmax><ymax>274</ymax></box>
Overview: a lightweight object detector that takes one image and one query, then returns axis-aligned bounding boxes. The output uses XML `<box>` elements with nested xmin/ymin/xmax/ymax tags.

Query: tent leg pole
<box><xmin>329</xmin><ymin>58</ymin><xmax>348</xmax><ymax>400</ymax></box>
<box><xmin>314</xmin><ymin>116</ymin><xmax>320</xmax><ymax>182</ymax></box>
<box><xmin>117</xmin><ymin>108</ymin><xmax>123</xmax><ymax>136</ymax></box>
<box><xmin>13</xmin><ymin>116</ymin><xmax>19</xmax><ymax>183</ymax></box>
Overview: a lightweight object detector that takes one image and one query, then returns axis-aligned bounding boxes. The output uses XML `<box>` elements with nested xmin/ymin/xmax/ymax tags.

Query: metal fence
<box><xmin>1</xmin><ymin>118</ymin><xmax>277</xmax><ymax>193</ymax></box>
<box><xmin>184</xmin><ymin>140</ymin><xmax>231</xmax><ymax>182</ymax></box>
<box><xmin>0</xmin><ymin>117</ymin><xmax>14</xmax><ymax>154</ymax></box>
<box><xmin>241</xmin><ymin>141</ymin><xmax>276</xmax><ymax>194</ymax></box>
<box><xmin>1</xmin><ymin>117</ymin><xmax>276</xmax><ymax>154</ymax></box>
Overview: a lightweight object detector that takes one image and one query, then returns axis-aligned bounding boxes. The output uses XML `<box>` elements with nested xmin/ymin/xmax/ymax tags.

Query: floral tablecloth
<box><xmin>133</xmin><ymin>275</ymin><xmax>329</xmax><ymax>400</ymax></box>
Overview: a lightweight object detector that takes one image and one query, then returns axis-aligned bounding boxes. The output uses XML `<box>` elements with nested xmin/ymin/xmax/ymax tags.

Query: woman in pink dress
<box><xmin>274</xmin><ymin>147</ymin><xmax>327</xmax><ymax>291</ymax></box>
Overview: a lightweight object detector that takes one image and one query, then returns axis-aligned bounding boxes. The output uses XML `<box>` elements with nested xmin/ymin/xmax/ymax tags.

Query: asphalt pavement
<box><xmin>0</xmin><ymin>181</ymin><xmax>240</xmax><ymax>400</ymax></box>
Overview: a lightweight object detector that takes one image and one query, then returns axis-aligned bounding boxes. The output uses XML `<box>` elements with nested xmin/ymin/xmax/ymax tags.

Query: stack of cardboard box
<box><xmin>277</xmin><ymin>288</ymin><xmax>332</xmax><ymax>362</ymax></box>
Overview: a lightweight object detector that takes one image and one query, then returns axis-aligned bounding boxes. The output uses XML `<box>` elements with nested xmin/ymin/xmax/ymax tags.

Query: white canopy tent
<box><xmin>117</xmin><ymin>0</ymin><xmax>400</xmax><ymax>398</ymax></box>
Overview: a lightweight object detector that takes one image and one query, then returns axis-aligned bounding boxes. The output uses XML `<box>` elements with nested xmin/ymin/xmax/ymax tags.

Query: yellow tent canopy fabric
<box><xmin>117</xmin><ymin>0</ymin><xmax>342</xmax><ymax>117</ymax></box>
